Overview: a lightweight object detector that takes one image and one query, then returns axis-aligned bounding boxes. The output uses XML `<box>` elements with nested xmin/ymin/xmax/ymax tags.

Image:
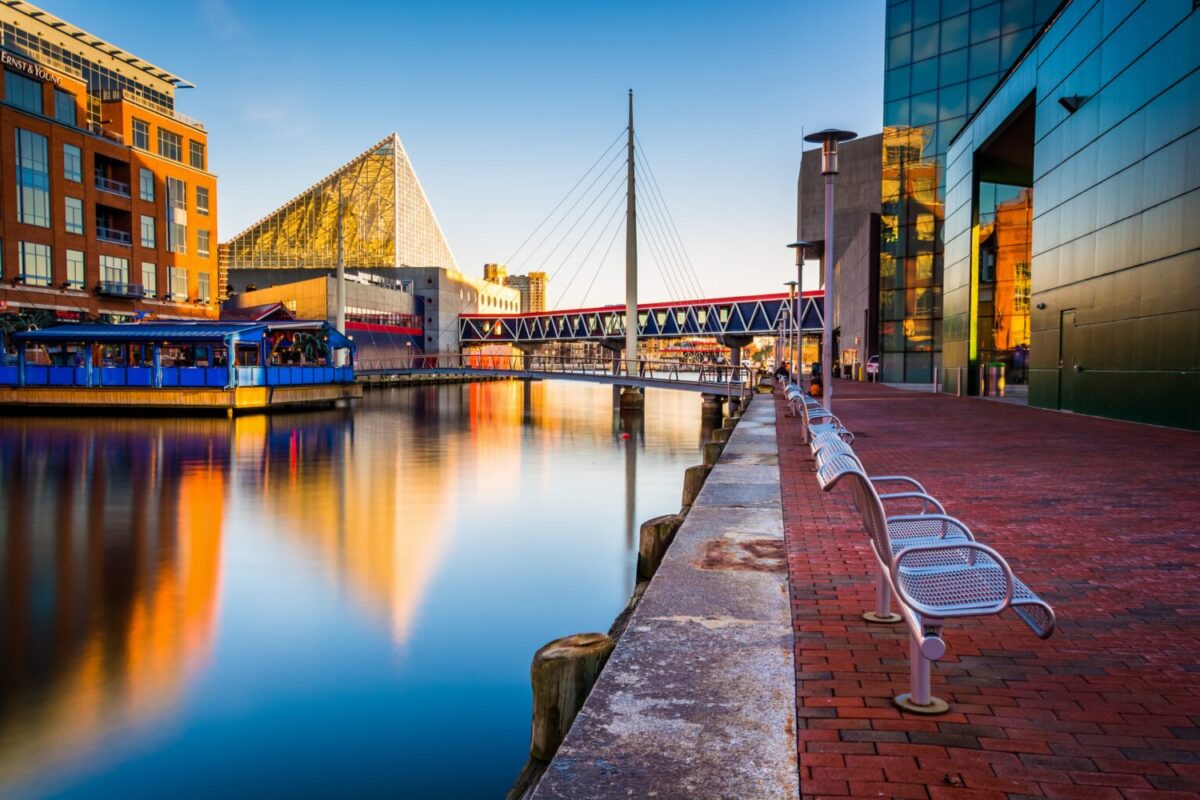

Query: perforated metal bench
<box><xmin>818</xmin><ymin>458</ymin><xmax>1056</xmax><ymax>714</ymax></box>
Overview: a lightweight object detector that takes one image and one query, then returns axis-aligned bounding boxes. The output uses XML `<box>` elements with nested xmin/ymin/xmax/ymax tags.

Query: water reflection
<box><xmin>0</xmin><ymin>381</ymin><xmax>705</xmax><ymax>798</ymax></box>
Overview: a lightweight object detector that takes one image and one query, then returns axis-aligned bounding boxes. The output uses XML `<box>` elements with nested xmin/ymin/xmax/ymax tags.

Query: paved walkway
<box><xmin>776</xmin><ymin>382</ymin><xmax>1200</xmax><ymax>799</ymax></box>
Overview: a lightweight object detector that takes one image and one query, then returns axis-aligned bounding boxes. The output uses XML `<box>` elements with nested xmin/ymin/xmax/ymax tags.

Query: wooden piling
<box><xmin>704</xmin><ymin>441</ymin><xmax>724</xmax><ymax>466</ymax></box>
<box><xmin>681</xmin><ymin>464</ymin><xmax>711</xmax><ymax>508</ymax></box>
<box><xmin>637</xmin><ymin>514</ymin><xmax>683</xmax><ymax>582</ymax></box>
<box><xmin>712</xmin><ymin>427</ymin><xmax>732</xmax><ymax>443</ymax></box>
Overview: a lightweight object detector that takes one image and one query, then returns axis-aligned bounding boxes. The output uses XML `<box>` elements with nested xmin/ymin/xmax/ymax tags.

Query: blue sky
<box><xmin>51</xmin><ymin>0</ymin><xmax>883</xmax><ymax>307</ymax></box>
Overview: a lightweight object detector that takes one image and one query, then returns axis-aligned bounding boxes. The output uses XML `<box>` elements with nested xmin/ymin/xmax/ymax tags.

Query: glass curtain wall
<box><xmin>976</xmin><ymin>183</ymin><xmax>1032</xmax><ymax>384</ymax></box>
<box><xmin>880</xmin><ymin>0</ymin><xmax>1057</xmax><ymax>383</ymax></box>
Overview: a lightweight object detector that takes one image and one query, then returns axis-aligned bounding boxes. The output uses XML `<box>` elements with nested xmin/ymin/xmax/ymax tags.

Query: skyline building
<box><xmin>0</xmin><ymin>1</ymin><xmax>218</xmax><ymax>324</ymax></box>
<box><xmin>502</xmin><ymin>271</ymin><xmax>548</xmax><ymax>313</ymax></box>
<box><xmin>222</xmin><ymin>133</ymin><xmax>458</xmax><ymax>297</ymax></box>
<box><xmin>880</xmin><ymin>0</ymin><xmax>1060</xmax><ymax>382</ymax></box>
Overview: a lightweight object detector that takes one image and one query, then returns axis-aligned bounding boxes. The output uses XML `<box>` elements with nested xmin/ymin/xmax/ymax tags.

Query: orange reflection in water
<box><xmin>0</xmin><ymin>419</ymin><xmax>225</xmax><ymax>790</ymax></box>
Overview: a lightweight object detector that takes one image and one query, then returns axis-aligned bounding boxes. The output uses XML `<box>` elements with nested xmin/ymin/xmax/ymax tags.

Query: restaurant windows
<box><xmin>100</xmin><ymin>254</ymin><xmax>129</xmax><ymax>285</ymax></box>
<box><xmin>197</xmin><ymin>229</ymin><xmax>210</xmax><ymax>258</ymax></box>
<box><xmin>139</xmin><ymin>168</ymin><xmax>154</xmax><ymax>201</ymax></box>
<box><xmin>142</xmin><ymin>262</ymin><xmax>157</xmax><ymax>296</ymax></box>
<box><xmin>53</xmin><ymin>89</ymin><xmax>76</xmax><ymax>126</ymax></box>
<box><xmin>196</xmin><ymin>185</ymin><xmax>209</xmax><ymax>215</ymax></box>
<box><xmin>16</xmin><ymin>128</ymin><xmax>50</xmax><ymax>227</ymax></box>
<box><xmin>5</xmin><ymin>70</ymin><xmax>42</xmax><ymax>114</ymax></box>
<box><xmin>157</xmin><ymin>129</ymin><xmax>182</xmax><ymax>162</ymax></box>
<box><xmin>168</xmin><ymin>266</ymin><xmax>188</xmax><ymax>300</ymax></box>
<box><xmin>64</xmin><ymin>196</ymin><xmax>83</xmax><ymax>234</ymax></box>
<box><xmin>18</xmin><ymin>241</ymin><xmax>51</xmax><ymax>286</ymax></box>
<box><xmin>198</xmin><ymin>272</ymin><xmax>211</xmax><ymax>302</ymax></box>
<box><xmin>166</xmin><ymin>177</ymin><xmax>187</xmax><ymax>253</ymax></box>
<box><xmin>132</xmin><ymin>118</ymin><xmax>150</xmax><ymax>150</ymax></box>
<box><xmin>66</xmin><ymin>249</ymin><xmax>85</xmax><ymax>290</ymax></box>
<box><xmin>140</xmin><ymin>214</ymin><xmax>156</xmax><ymax>248</ymax></box>
<box><xmin>63</xmin><ymin>143</ymin><xmax>81</xmax><ymax>181</ymax></box>
<box><xmin>189</xmin><ymin>140</ymin><xmax>205</xmax><ymax>170</ymax></box>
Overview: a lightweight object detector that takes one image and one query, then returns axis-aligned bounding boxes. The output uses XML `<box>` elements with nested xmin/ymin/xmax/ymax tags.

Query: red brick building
<box><xmin>0</xmin><ymin>1</ymin><xmax>217</xmax><ymax>325</ymax></box>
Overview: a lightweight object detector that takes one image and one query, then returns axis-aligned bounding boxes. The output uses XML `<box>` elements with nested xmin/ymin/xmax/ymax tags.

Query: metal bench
<box><xmin>818</xmin><ymin>458</ymin><xmax>1056</xmax><ymax>714</ymax></box>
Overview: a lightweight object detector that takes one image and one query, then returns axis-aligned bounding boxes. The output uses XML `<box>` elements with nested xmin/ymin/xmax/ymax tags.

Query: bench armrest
<box><xmin>890</xmin><ymin>541</ymin><xmax>1015</xmax><ymax>619</ymax></box>
<box><xmin>869</xmin><ymin>475</ymin><xmax>926</xmax><ymax>493</ymax></box>
<box><xmin>878</xmin><ymin>491</ymin><xmax>945</xmax><ymax>515</ymax></box>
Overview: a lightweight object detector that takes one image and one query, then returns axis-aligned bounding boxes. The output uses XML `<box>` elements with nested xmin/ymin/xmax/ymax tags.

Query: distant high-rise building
<box><xmin>483</xmin><ymin>263</ymin><xmax>508</xmax><ymax>284</ymax></box>
<box><xmin>504</xmin><ymin>271</ymin><xmax>548</xmax><ymax>313</ymax></box>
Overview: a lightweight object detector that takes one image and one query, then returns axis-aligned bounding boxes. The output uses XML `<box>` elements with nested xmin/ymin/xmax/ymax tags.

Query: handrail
<box><xmin>96</xmin><ymin>226</ymin><xmax>131</xmax><ymax>244</ymax></box>
<box><xmin>355</xmin><ymin>352</ymin><xmax>755</xmax><ymax>396</ymax></box>
<box><xmin>94</xmin><ymin>172</ymin><xmax>131</xmax><ymax>196</ymax></box>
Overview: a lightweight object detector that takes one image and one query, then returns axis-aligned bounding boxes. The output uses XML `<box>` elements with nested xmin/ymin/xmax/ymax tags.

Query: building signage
<box><xmin>1</xmin><ymin>50</ymin><xmax>62</xmax><ymax>86</ymax></box>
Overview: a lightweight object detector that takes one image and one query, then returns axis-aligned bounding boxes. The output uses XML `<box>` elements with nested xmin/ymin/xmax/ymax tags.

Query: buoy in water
<box><xmin>620</xmin><ymin>432</ymin><xmax>631</xmax><ymax>440</ymax></box>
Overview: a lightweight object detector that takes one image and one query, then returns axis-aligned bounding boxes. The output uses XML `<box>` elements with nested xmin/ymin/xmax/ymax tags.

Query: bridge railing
<box><xmin>356</xmin><ymin>353</ymin><xmax>756</xmax><ymax>395</ymax></box>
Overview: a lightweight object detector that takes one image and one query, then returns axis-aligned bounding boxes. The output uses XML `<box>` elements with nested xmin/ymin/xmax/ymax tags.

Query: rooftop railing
<box><xmin>98</xmin><ymin>88</ymin><xmax>205</xmax><ymax>132</ymax></box>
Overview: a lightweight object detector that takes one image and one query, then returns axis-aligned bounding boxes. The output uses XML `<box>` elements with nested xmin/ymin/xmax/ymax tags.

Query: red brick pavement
<box><xmin>775</xmin><ymin>383</ymin><xmax>1200</xmax><ymax>799</ymax></box>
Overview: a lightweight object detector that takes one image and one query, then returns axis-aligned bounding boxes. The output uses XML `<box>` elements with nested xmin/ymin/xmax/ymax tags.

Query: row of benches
<box><xmin>784</xmin><ymin>384</ymin><xmax>1056</xmax><ymax>714</ymax></box>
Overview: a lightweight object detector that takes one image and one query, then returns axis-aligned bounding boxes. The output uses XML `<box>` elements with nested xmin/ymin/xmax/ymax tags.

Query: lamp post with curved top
<box><xmin>803</xmin><ymin>128</ymin><xmax>856</xmax><ymax>411</ymax></box>
<box><xmin>787</xmin><ymin>239</ymin><xmax>813</xmax><ymax>382</ymax></box>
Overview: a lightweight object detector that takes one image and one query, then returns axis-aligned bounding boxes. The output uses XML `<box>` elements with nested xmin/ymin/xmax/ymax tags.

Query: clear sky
<box><xmin>50</xmin><ymin>0</ymin><xmax>883</xmax><ymax>307</ymax></box>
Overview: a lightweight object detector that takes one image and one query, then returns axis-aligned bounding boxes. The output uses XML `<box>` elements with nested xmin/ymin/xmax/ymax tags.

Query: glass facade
<box><xmin>141</xmin><ymin>214</ymin><xmax>156</xmax><ymax>248</ymax></box>
<box><xmin>100</xmin><ymin>254</ymin><xmax>129</xmax><ymax>285</ymax></box>
<box><xmin>976</xmin><ymin>183</ymin><xmax>1032</xmax><ymax>383</ymax></box>
<box><xmin>54</xmin><ymin>88</ymin><xmax>76</xmax><ymax>126</ymax></box>
<box><xmin>133</xmin><ymin>118</ymin><xmax>150</xmax><ymax>150</ymax></box>
<box><xmin>19</xmin><ymin>241</ymin><xmax>51</xmax><ymax>285</ymax></box>
<box><xmin>65</xmin><ymin>196</ymin><xmax>84</xmax><ymax>234</ymax></box>
<box><xmin>66</xmin><ymin>248</ymin><xmax>84</xmax><ymax>289</ymax></box>
<box><xmin>142</xmin><ymin>262</ymin><xmax>157</xmax><ymax>296</ymax></box>
<box><xmin>158</xmin><ymin>129</ymin><xmax>182</xmax><ymax>162</ymax></box>
<box><xmin>225</xmin><ymin>133</ymin><xmax>458</xmax><ymax>273</ymax></box>
<box><xmin>5</xmin><ymin>70</ymin><xmax>42</xmax><ymax>114</ymax></box>
<box><xmin>880</xmin><ymin>0</ymin><xmax>1058</xmax><ymax>382</ymax></box>
<box><xmin>168</xmin><ymin>266</ymin><xmax>188</xmax><ymax>300</ymax></box>
<box><xmin>166</xmin><ymin>177</ymin><xmax>187</xmax><ymax>254</ymax></box>
<box><xmin>15</xmin><ymin>128</ymin><xmax>50</xmax><ymax>228</ymax></box>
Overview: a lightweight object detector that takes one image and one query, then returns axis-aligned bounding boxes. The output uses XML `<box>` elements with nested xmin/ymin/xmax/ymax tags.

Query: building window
<box><xmin>63</xmin><ymin>143</ymin><xmax>82</xmax><ymax>182</ymax></box>
<box><xmin>139</xmin><ymin>168</ymin><xmax>154</xmax><ymax>201</ymax></box>
<box><xmin>19</xmin><ymin>241</ymin><xmax>52</xmax><ymax>286</ymax></box>
<box><xmin>166</xmin><ymin>177</ymin><xmax>187</xmax><ymax>253</ymax></box>
<box><xmin>53</xmin><ymin>89</ymin><xmax>76</xmax><ymax>126</ymax></box>
<box><xmin>197</xmin><ymin>229</ymin><xmax>210</xmax><ymax>258</ymax></box>
<box><xmin>5</xmin><ymin>71</ymin><xmax>42</xmax><ymax>114</ymax></box>
<box><xmin>100</xmin><ymin>254</ymin><xmax>129</xmax><ymax>285</ymax></box>
<box><xmin>132</xmin><ymin>118</ymin><xmax>150</xmax><ymax>150</ymax></box>
<box><xmin>65</xmin><ymin>197</ymin><xmax>83</xmax><ymax>234</ymax></box>
<box><xmin>198</xmin><ymin>272</ymin><xmax>210</xmax><ymax>302</ymax></box>
<box><xmin>189</xmin><ymin>140</ymin><xmax>205</xmax><ymax>170</ymax></box>
<box><xmin>66</xmin><ymin>249</ymin><xmax>84</xmax><ymax>289</ymax></box>
<box><xmin>168</xmin><ymin>266</ymin><xmax>188</xmax><ymax>300</ymax></box>
<box><xmin>157</xmin><ymin>129</ymin><xmax>182</xmax><ymax>161</ymax></box>
<box><xmin>15</xmin><ymin>128</ymin><xmax>50</xmax><ymax>228</ymax></box>
<box><xmin>140</xmin><ymin>214</ymin><xmax>156</xmax><ymax>248</ymax></box>
<box><xmin>142</xmin><ymin>262</ymin><xmax>157</xmax><ymax>296</ymax></box>
<box><xmin>196</xmin><ymin>185</ymin><xmax>209</xmax><ymax>215</ymax></box>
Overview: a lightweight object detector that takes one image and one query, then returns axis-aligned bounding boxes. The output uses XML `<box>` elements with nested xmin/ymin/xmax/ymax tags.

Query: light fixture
<box><xmin>1057</xmin><ymin>95</ymin><xmax>1086</xmax><ymax>114</ymax></box>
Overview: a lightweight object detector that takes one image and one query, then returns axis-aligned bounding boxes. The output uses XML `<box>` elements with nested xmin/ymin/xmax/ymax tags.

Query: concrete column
<box><xmin>620</xmin><ymin>386</ymin><xmax>644</xmax><ymax>411</ymax></box>
<box><xmin>701</xmin><ymin>393</ymin><xmax>725</xmax><ymax>422</ymax></box>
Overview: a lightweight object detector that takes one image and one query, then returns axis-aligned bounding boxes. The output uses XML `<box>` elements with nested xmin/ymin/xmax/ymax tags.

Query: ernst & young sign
<box><xmin>1</xmin><ymin>50</ymin><xmax>62</xmax><ymax>86</ymax></box>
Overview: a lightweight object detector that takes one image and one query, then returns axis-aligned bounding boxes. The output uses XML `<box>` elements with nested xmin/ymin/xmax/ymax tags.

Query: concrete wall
<box><xmin>399</xmin><ymin>266</ymin><xmax>521</xmax><ymax>353</ymax></box>
<box><xmin>944</xmin><ymin>0</ymin><xmax>1200</xmax><ymax>428</ymax></box>
<box><xmin>798</xmin><ymin>133</ymin><xmax>882</xmax><ymax>370</ymax></box>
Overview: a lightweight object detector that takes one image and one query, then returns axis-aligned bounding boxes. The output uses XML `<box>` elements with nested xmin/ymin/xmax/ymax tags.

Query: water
<box><xmin>0</xmin><ymin>381</ymin><xmax>712</xmax><ymax>799</ymax></box>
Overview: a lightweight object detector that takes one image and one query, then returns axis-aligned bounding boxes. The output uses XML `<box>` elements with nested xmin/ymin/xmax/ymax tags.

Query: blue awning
<box><xmin>13</xmin><ymin>321</ymin><xmax>355</xmax><ymax>352</ymax></box>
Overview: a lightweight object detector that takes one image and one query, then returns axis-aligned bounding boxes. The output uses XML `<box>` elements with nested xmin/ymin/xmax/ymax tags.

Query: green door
<box><xmin>1059</xmin><ymin>309</ymin><xmax>1076</xmax><ymax>410</ymax></box>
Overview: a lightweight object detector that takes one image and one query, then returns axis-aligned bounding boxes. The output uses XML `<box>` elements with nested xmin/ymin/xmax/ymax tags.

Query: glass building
<box><xmin>942</xmin><ymin>0</ymin><xmax>1200</xmax><ymax>429</ymax></box>
<box><xmin>880</xmin><ymin>0</ymin><xmax>1060</xmax><ymax>382</ymax></box>
<box><xmin>223</xmin><ymin>133</ymin><xmax>458</xmax><ymax>297</ymax></box>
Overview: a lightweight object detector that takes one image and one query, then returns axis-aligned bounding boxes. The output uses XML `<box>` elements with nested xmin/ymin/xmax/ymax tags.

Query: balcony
<box><xmin>96</xmin><ymin>281</ymin><xmax>145</xmax><ymax>299</ymax></box>
<box><xmin>94</xmin><ymin>171</ymin><xmax>130</xmax><ymax>197</ymax></box>
<box><xmin>96</xmin><ymin>226</ymin><xmax>131</xmax><ymax>245</ymax></box>
<box><xmin>98</xmin><ymin>88</ymin><xmax>206</xmax><ymax>133</ymax></box>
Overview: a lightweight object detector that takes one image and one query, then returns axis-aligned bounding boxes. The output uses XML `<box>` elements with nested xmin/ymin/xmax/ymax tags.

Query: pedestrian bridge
<box><xmin>355</xmin><ymin>353</ymin><xmax>755</xmax><ymax>395</ymax></box>
<box><xmin>459</xmin><ymin>291</ymin><xmax>822</xmax><ymax>344</ymax></box>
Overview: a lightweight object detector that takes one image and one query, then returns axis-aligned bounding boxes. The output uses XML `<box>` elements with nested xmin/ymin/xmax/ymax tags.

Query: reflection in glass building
<box><xmin>881</xmin><ymin>0</ymin><xmax>1059</xmax><ymax>381</ymax></box>
<box><xmin>221</xmin><ymin>134</ymin><xmax>458</xmax><ymax>297</ymax></box>
<box><xmin>943</xmin><ymin>0</ymin><xmax>1200</xmax><ymax>429</ymax></box>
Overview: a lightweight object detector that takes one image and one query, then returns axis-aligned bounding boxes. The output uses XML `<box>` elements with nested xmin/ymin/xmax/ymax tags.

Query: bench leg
<box><xmin>862</xmin><ymin>573</ymin><xmax>903</xmax><ymax>624</ymax></box>
<box><xmin>895</xmin><ymin>629</ymin><xmax>949</xmax><ymax>715</ymax></box>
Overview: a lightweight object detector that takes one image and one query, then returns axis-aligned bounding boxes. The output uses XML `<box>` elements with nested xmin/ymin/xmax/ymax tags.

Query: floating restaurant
<box><xmin>0</xmin><ymin>320</ymin><xmax>360</xmax><ymax>413</ymax></box>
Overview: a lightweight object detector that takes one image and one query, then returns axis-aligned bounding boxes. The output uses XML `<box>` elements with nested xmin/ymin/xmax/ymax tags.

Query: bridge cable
<box><xmin>578</xmin><ymin>208</ymin><xmax>630</xmax><ymax>310</ymax></box>
<box><xmin>635</xmin><ymin>135</ymin><xmax>706</xmax><ymax>296</ymax></box>
<box><xmin>552</xmin><ymin>186</ymin><xmax>628</xmax><ymax>309</ymax></box>
<box><xmin>636</xmin><ymin>157</ymin><xmax>703</xmax><ymax>300</ymax></box>
<box><xmin>635</xmin><ymin>190</ymin><xmax>685</xmax><ymax>302</ymax></box>
<box><xmin>635</xmin><ymin>162</ymin><xmax>694</xmax><ymax>301</ymax></box>
<box><xmin>539</xmin><ymin>166</ymin><xmax>627</xmax><ymax>287</ymax></box>
<box><xmin>505</xmin><ymin>128</ymin><xmax>626</xmax><ymax>267</ymax></box>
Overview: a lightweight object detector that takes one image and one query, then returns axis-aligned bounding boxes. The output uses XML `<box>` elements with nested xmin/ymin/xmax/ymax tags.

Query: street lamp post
<box><xmin>783</xmin><ymin>280</ymin><xmax>798</xmax><ymax>379</ymax></box>
<box><xmin>804</xmin><ymin>129</ymin><xmax>856</xmax><ymax>411</ymax></box>
<box><xmin>787</xmin><ymin>239</ymin><xmax>812</xmax><ymax>382</ymax></box>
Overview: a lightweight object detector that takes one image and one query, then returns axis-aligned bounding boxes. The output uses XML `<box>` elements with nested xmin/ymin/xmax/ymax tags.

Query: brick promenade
<box><xmin>776</xmin><ymin>382</ymin><xmax>1200</xmax><ymax>799</ymax></box>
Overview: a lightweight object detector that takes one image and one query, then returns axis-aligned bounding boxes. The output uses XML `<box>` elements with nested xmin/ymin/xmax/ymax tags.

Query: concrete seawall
<box><xmin>531</xmin><ymin>397</ymin><xmax>799</xmax><ymax>799</ymax></box>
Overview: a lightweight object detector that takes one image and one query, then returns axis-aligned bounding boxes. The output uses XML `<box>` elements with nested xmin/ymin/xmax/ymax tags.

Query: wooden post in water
<box><xmin>637</xmin><ymin>514</ymin><xmax>683</xmax><ymax>582</ymax></box>
<box><xmin>508</xmin><ymin>633</ymin><xmax>615</xmax><ymax>799</ymax></box>
<box><xmin>704</xmin><ymin>441</ymin><xmax>724</xmax><ymax>466</ymax></box>
<box><xmin>681</xmin><ymin>464</ymin><xmax>710</xmax><ymax>509</ymax></box>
